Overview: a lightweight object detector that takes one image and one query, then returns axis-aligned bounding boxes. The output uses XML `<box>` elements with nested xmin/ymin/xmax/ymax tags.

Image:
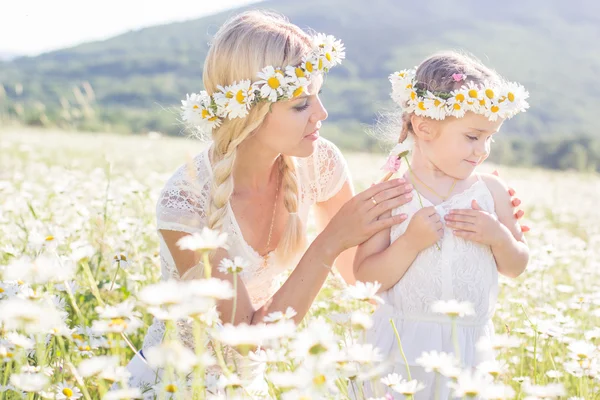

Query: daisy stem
<box><xmin>390</xmin><ymin>318</ymin><xmax>412</xmax><ymax>381</ymax></box>
<box><xmin>81</xmin><ymin>260</ymin><xmax>106</xmax><ymax>307</ymax></box>
<box><xmin>193</xmin><ymin>319</ymin><xmax>206</xmax><ymax>399</ymax></box>
<box><xmin>434</xmin><ymin>371</ymin><xmax>440</xmax><ymax>400</ymax></box>
<box><xmin>404</xmin><ymin>156</ymin><xmax>441</xmax><ymax>251</ymax></box>
<box><xmin>0</xmin><ymin>361</ymin><xmax>12</xmax><ymax>400</ymax></box>
<box><xmin>212</xmin><ymin>340</ymin><xmax>233</xmax><ymax>376</ymax></box>
<box><xmin>202</xmin><ymin>252</ymin><xmax>211</xmax><ymax>279</ymax></box>
<box><xmin>108</xmin><ymin>264</ymin><xmax>121</xmax><ymax>291</ymax></box>
<box><xmin>231</xmin><ymin>273</ymin><xmax>238</xmax><ymax>324</ymax></box>
<box><xmin>63</xmin><ymin>279</ymin><xmax>86</xmax><ymax>327</ymax></box>
<box><xmin>57</xmin><ymin>336</ymin><xmax>93</xmax><ymax>400</ymax></box>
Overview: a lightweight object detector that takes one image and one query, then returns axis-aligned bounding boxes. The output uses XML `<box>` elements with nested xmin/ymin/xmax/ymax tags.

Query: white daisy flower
<box><xmin>181</xmin><ymin>92</ymin><xmax>221</xmax><ymax>131</ymax></box>
<box><xmin>55</xmin><ymin>382</ymin><xmax>82</xmax><ymax>399</ymax></box>
<box><xmin>567</xmin><ymin>340</ymin><xmax>597</xmax><ymax>361</ymax></box>
<box><xmin>448</xmin><ymin>369</ymin><xmax>491</xmax><ymax>398</ymax></box>
<box><xmin>350</xmin><ymin>311</ymin><xmax>373</xmax><ymax>331</ymax></box>
<box><xmin>476</xmin><ymin>359</ymin><xmax>509</xmax><ymax>379</ymax></box>
<box><xmin>431</xmin><ymin>299</ymin><xmax>475</xmax><ymax>318</ymax></box>
<box><xmin>2</xmin><ymin>254</ymin><xmax>75</xmax><ymax>285</ymax></box>
<box><xmin>0</xmin><ymin>298</ymin><xmax>64</xmax><ymax>334</ymax></box>
<box><xmin>186</xmin><ymin>278</ymin><xmax>234</xmax><ymax>300</ymax></box>
<box><xmin>224</xmin><ymin>80</ymin><xmax>255</xmax><ymax>119</ymax></box>
<box><xmin>263</xmin><ymin>306</ymin><xmax>297</xmax><ymax>323</ymax></box>
<box><xmin>285</xmin><ymin>66</ymin><xmax>311</xmax><ymax>98</ymax></box>
<box><xmin>415</xmin><ymin>351</ymin><xmax>459</xmax><ymax>375</ymax></box>
<box><xmin>213</xmin><ymin>323</ymin><xmax>268</xmax><ymax>348</ymax></box>
<box><xmin>423</xmin><ymin>92</ymin><xmax>447</xmax><ymax>120</ymax></box>
<box><xmin>301</xmin><ymin>54</ymin><xmax>320</xmax><ymax>76</ymax></box>
<box><xmin>390</xmin><ymin>379</ymin><xmax>425</xmax><ymax>396</ymax></box>
<box><xmin>480</xmin><ymin>383</ymin><xmax>516</xmax><ymax>400</ymax></box>
<box><xmin>344</xmin><ymin>281</ymin><xmax>383</xmax><ymax>304</ymax></box>
<box><xmin>476</xmin><ymin>334</ymin><xmax>523</xmax><ymax>352</ymax></box>
<box><xmin>291</xmin><ymin>318</ymin><xmax>337</xmax><ymax>358</ymax></box>
<box><xmin>177</xmin><ymin>227</ymin><xmax>228</xmax><ymax>252</ymax></box>
<box><xmin>522</xmin><ymin>382</ymin><xmax>566</xmax><ymax>398</ymax></box>
<box><xmin>10</xmin><ymin>372</ymin><xmax>50</xmax><ymax>392</ymax></box>
<box><xmin>218</xmin><ymin>256</ymin><xmax>249</xmax><ymax>275</ymax></box>
<box><xmin>381</xmin><ymin>372</ymin><xmax>403</xmax><ymax>387</ymax></box>
<box><xmin>312</xmin><ymin>33</ymin><xmax>346</xmax><ymax>69</ymax></box>
<box><xmin>145</xmin><ymin>341</ymin><xmax>202</xmax><ymax>374</ymax></box>
<box><xmin>102</xmin><ymin>388</ymin><xmax>142</xmax><ymax>400</ymax></box>
<box><xmin>485</xmin><ymin>100</ymin><xmax>508</xmax><ymax>122</ymax></box>
<box><xmin>254</xmin><ymin>66</ymin><xmax>287</xmax><ymax>102</ymax></box>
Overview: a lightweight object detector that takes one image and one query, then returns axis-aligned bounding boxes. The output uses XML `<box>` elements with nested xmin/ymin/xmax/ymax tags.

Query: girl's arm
<box><xmin>353</xmin><ymin>206</ymin><xmax>443</xmax><ymax>292</ymax></box>
<box><xmin>446</xmin><ymin>173</ymin><xmax>529</xmax><ymax>278</ymax></box>
<box><xmin>314</xmin><ymin>180</ymin><xmax>414</xmax><ymax>285</ymax></box>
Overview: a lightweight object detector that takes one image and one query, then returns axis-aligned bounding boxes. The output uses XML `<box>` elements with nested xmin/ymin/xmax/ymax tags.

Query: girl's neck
<box><xmin>408</xmin><ymin>149</ymin><xmax>457</xmax><ymax>184</ymax></box>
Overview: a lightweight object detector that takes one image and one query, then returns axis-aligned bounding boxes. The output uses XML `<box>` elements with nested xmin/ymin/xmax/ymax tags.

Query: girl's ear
<box><xmin>410</xmin><ymin>114</ymin><xmax>437</xmax><ymax>141</ymax></box>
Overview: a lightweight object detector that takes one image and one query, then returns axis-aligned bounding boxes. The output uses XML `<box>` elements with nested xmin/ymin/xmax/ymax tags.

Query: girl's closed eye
<box><xmin>294</xmin><ymin>102</ymin><xmax>309</xmax><ymax>112</ymax></box>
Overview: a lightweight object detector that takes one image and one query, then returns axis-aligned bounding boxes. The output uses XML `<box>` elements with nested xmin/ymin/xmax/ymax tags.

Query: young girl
<box><xmin>354</xmin><ymin>52</ymin><xmax>530</xmax><ymax>399</ymax></box>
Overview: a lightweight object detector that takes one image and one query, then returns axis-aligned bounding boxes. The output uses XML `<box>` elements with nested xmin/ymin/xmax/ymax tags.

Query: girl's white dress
<box><xmin>123</xmin><ymin>138</ymin><xmax>349</xmax><ymax>394</ymax></box>
<box><xmin>366</xmin><ymin>174</ymin><xmax>499</xmax><ymax>400</ymax></box>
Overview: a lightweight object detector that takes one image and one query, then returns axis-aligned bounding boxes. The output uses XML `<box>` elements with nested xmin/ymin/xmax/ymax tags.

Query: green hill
<box><xmin>1</xmin><ymin>0</ymin><xmax>599</xmax><ymax>155</ymax></box>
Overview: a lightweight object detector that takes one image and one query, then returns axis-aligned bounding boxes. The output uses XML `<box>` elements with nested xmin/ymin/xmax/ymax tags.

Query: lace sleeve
<box><xmin>156</xmin><ymin>155</ymin><xmax>210</xmax><ymax>235</ymax></box>
<box><xmin>315</xmin><ymin>138</ymin><xmax>350</xmax><ymax>202</ymax></box>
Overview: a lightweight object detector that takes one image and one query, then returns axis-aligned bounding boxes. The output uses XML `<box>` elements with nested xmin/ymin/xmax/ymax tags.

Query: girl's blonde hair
<box><xmin>379</xmin><ymin>51</ymin><xmax>502</xmax><ymax>145</ymax></box>
<box><xmin>203</xmin><ymin>10</ymin><xmax>311</xmax><ymax>263</ymax></box>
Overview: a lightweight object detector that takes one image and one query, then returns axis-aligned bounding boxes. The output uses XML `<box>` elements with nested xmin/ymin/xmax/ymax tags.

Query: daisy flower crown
<box><xmin>181</xmin><ymin>33</ymin><xmax>345</xmax><ymax>134</ymax></box>
<box><xmin>389</xmin><ymin>67</ymin><xmax>529</xmax><ymax>122</ymax></box>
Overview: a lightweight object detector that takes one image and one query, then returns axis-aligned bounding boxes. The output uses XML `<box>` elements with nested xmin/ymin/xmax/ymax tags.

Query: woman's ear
<box><xmin>410</xmin><ymin>115</ymin><xmax>437</xmax><ymax>141</ymax></box>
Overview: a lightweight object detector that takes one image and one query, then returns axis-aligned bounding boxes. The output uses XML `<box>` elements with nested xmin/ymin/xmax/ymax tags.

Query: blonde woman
<box><xmin>125</xmin><ymin>10</ymin><xmax>526</xmax><ymax>391</ymax></box>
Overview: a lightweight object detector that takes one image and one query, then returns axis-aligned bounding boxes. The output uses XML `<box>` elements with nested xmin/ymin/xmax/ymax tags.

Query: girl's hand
<box><xmin>445</xmin><ymin>199</ymin><xmax>511</xmax><ymax>246</ymax></box>
<box><xmin>492</xmin><ymin>170</ymin><xmax>530</xmax><ymax>233</ymax></box>
<box><xmin>404</xmin><ymin>206</ymin><xmax>444</xmax><ymax>252</ymax></box>
<box><xmin>322</xmin><ymin>178</ymin><xmax>413</xmax><ymax>254</ymax></box>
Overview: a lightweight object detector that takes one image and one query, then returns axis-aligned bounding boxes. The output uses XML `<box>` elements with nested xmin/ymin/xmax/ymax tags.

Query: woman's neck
<box><xmin>231</xmin><ymin>138</ymin><xmax>280</xmax><ymax>194</ymax></box>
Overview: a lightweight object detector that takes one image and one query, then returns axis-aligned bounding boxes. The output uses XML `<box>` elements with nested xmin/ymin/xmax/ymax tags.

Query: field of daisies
<box><xmin>1</xmin><ymin>127</ymin><xmax>599</xmax><ymax>400</ymax></box>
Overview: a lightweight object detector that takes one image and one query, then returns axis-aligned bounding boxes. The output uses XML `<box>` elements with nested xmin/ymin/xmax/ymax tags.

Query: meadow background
<box><xmin>1</xmin><ymin>0</ymin><xmax>600</xmax><ymax>398</ymax></box>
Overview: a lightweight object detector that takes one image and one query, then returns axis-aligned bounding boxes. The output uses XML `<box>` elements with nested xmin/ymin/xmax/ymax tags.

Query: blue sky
<box><xmin>0</xmin><ymin>0</ymin><xmax>261</xmax><ymax>56</ymax></box>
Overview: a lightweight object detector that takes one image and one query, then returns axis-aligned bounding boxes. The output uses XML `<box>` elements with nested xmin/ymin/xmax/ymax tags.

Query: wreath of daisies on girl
<box><xmin>389</xmin><ymin>68</ymin><xmax>530</xmax><ymax>122</ymax></box>
<box><xmin>181</xmin><ymin>33</ymin><xmax>345</xmax><ymax>134</ymax></box>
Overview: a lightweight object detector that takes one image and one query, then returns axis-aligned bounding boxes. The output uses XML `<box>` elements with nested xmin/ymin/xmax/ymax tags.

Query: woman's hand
<box><xmin>321</xmin><ymin>178</ymin><xmax>413</xmax><ymax>254</ymax></box>
<box><xmin>493</xmin><ymin>170</ymin><xmax>530</xmax><ymax>233</ymax></box>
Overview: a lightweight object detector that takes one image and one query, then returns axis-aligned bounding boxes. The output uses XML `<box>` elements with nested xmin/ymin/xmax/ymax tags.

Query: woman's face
<box><xmin>251</xmin><ymin>74</ymin><xmax>328</xmax><ymax>158</ymax></box>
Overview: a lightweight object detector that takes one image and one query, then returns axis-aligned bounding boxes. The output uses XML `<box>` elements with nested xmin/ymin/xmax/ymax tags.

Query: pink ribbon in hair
<box><xmin>381</xmin><ymin>155</ymin><xmax>402</xmax><ymax>173</ymax></box>
<box><xmin>452</xmin><ymin>73</ymin><xmax>467</xmax><ymax>82</ymax></box>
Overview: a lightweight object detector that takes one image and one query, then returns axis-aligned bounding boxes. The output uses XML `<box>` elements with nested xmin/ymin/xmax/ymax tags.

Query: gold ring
<box><xmin>371</xmin><ymin>196</ymin><xmax>377</xmax><ymax>205</ymax></box>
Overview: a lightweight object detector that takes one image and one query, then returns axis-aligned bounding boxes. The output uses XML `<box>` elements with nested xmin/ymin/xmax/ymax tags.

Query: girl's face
<box><xmin>417</xmin><ymin>112</ymin><xmax>504</xmax><ymax>179</ymax></box>
<box><xmin>250</xmin><ymin>74</ymin><xmax>328</xmax><ymax>158</ymax></box>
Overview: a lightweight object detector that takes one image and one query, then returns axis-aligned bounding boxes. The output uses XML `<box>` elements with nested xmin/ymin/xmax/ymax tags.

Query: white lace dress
<box><xmin>366</xmin><ymin>175</ymin><xmax>499</xmax><ymax>400</ymax></box>
<box><xmin>124</xmin><ymin>138</ymin><xmax>349</xmax><ymax>391</ymax></box>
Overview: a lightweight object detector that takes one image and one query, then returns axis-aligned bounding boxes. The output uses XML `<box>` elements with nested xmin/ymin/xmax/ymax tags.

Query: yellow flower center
<box><xmin>491</xmin><ymin>105</ymin><xmax>500</xmax><ymax>113</ymax></box>
<box><xmin>309</xmin><ymin>343</ymin><xmax>328</xmax><ymax>355</ymax></box>
<box><xmin>453</xmin><ymin>103</ymin><xmax>461</xmax><ymax>111</ymax></box>
<box><xmin>406</xmin><ymin>83</ymin><xmax>413</xmax><ymax>89</ymax></box>
<box><xmin>410</xmin><ymin>91</ymin><xmax>416</xmax><ymax>100</ymax></box>
<box><xmin>485</xmin><ymin>88</ymin><xmax>495</xmax><ymax>99</ymax></box>
<box><xmin>318</xmin><ymin>58</ymin><xmax>323</xmax><ymax>70</ymax></box>
<box><xmin>418</xmin><ymin>101</ymin><xmax>426</xmax><ymax>111</ymax></box>
<box><xmin>313</xmin><ymin>375</ymin><xmax>326</xmax><ymax>386</ymax></box>
<box><xmin>295</xmin><ymin>67</ymin><xmax>305</xmax><ymax>78</ymax></box>
<box><xmin>293</xmin><ymin>86</ymin><xmax>304</xmax><ymax>97</ymax></box>
<box><xmin>455</xmin><ymin>93</ymin><xmax>465</xmax><ymax>102</ymax></box>
<box><xmin>45</xmin><ymin>235</ymin><xmax>54</xmax><ymax>242</ymax></box>
<box><xmin>165</xmin><ymin>384</ymin><xmax>178</xmax><ymax>393</ymax></box>
<box><xmin>193</xmin><ymin>104</ymin><xmax>199</xmax><ymax>109</ymax></box>
<box><xmin>267</xmin><ymin>77</ymin><xmax>280</xmax><ymax>89</ymax></box>
<box><xmin>6</xmin><ymin>352</ymin><xmax>14</xmax><ymax>358</ymax></box>
<box><xmin>0</xmin><ymin>288</ymin><xmax>4</xmax><ymax>293</ymax></box>
<box><xmin>208</xmin><ymin>116</ymin><xmax>219</xmax><ymax>122</ymax></box>
<box><xmin>235</xmin><ymin>90</ymin><xmax>246</xmax><ymax>104</ymax></box>
<box><xmin>109</xmin><ymin>318</ymin><xmax>127</xmax><ymax>328</ymax></box>
<box><xmin>479</xmin><ymin>99</ymin><xmax>486</xmax><ymax>106</ymax></box>
<box><xmin>225</xmin><ymin>91</ymin><xmax>234</xmax><ymax>99</ymax></box>
<box><xmin>398</xmin><ymin>72</ymin><xmax>406</xmax><ymax>77</ymax></box>
<box><xmin>434</xmin><ymin>99</ymin><xmax>442</xmax><ymax>107</ymax></box>
<box><xmin>468</xmin><ymin>89</ymin><xmax>478</xmax><ymax>98</ymax></box>
<box><xmin>305</xmin><ymin>61</ymin><xmax>314</xmax><ymax>73</ymax></box>
<box><xmin>201</xmin><ymin>109</ymin><xmax>210</xmax><ymax>119</ymax></box>
<box><xmin>275</xmin><ymin>69</ymin><xmax>284</xmax><ymax>75</ymax></box>
<box><xmin>62</xmin><ymin>388</ymin><xmax>74</xmax><ymax>397</ymax></box>
<box><xmin>72</xmin><ymin>334</ymin><xmax>83</xmax><ymax>341</ymax></box>
<box><xmin>508</xmin><ymin>92</ymin><xmax>515</xmax><ymax>102</ymax></box>
<box><xmin>325</xmin><ymin>52</ymin><xmax>332</xmax><ymax>62</ymax></box>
